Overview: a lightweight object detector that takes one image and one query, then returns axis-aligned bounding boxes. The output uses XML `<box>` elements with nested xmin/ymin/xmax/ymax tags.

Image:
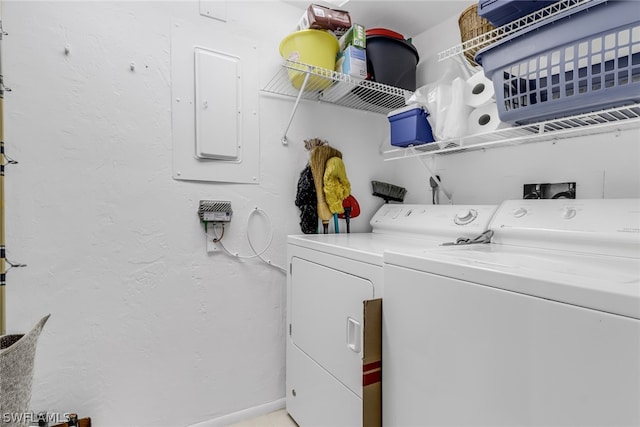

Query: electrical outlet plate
<box><xmin>204</xmin><ymin>225</ymin><xmax>223</xmax><ymax>253</ymax></box>
<box><xmin>206</xmin><ymin>238</ymin><xmax>219</xmax><ymax>252</ymax></box>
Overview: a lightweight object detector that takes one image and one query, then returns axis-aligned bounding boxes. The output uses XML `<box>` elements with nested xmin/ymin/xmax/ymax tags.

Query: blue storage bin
<box><xmin>475</xmin><ymin>0</ymin><xmax>640</xmax><ymax>125</ymax></box>
<box><xmin>478</xmin><ymin>0</ymin><xmax>558</xmax><ymax>27</ymax></box>
<box><xmin>387</xmin><ymin>106</ymin><xmax>435</xmax><ymax>147</ymax></box>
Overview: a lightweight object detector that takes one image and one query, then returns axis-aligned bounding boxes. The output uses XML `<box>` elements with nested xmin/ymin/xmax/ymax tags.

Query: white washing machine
<box><xmin>383</xmin><ymin>199</ymin><xmax>640</xmax><ymax>427</ymax></box>
<box><xmin>286</xmin><ymin>203</ymin><xmax>499</xmax><ymax>427</ymax></box>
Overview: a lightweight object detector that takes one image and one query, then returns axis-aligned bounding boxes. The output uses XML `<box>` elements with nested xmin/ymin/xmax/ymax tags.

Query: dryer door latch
<box><xmin>346</xmin><ymin>317</ymin><xmax>361</xmax><ymax>353</ymax></box>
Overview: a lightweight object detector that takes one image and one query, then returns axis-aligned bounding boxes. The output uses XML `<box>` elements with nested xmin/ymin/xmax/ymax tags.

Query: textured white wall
<box><xmin>5</xmin><ymin>1</ymin><xmax>636</xmax><ymax>425</ymax></box>
<box><xmin>2</xmin><ymin>1</ymin><xmax>394</xmax><ymax>425</ymax></box>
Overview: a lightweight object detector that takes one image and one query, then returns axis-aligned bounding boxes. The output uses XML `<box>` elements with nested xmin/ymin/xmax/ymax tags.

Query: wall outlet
<box><xmin>206</xmin><ymin>238</ymin><xmax>220</xmax><ymax>252</ymax></box>
<box><xmin>523</xmin><ymin>182</ymin><xmax>576</xmax><ymax>199</ymax></box>
<box><xmin>204</xmin><ymin>226</ymin><xmax>223</xmax><ymax>253</ymax></box>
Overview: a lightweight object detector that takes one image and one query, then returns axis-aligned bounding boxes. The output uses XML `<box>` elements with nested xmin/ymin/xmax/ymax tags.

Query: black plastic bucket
<box><xmin>365</xmin><ymin>28</ymin><xmax>419</xmax><ymax>91</ymax></box>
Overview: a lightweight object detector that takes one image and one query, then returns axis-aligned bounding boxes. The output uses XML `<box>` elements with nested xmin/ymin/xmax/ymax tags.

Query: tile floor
<box><xmin>227</xmin><ymin>409</ymin><xmax>298</xmax><ymax>427</ymax></box>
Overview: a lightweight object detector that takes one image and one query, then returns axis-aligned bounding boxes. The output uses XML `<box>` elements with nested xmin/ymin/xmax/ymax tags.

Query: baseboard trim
<box><xmin>188</xmin><ymin>398</ymin><xmax>286</xmax><ymax>427</ymax></box>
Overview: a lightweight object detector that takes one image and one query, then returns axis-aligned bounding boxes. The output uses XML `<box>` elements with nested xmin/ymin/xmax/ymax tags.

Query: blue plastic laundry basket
<box><xmin>478</xmin><ymin>0</ymin><xmax>559</xmax><ymax>27</ymax></box>
<box><xmin>476</xmin><ymin>0</ymin><xmax>640</xmax><ymax>125</ymax></box>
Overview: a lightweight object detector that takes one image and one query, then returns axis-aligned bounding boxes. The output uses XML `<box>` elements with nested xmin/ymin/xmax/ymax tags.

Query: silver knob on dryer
<box><xmin>454</xmin><ymin>209</ymin><xmax>478</xmax><ymax>225</ymax></box>
<box><xmin>512</xmin><ymin>207</ymin><xmax>528</xmax><ymax>218</ymax></box>
<box><xmin>562</xmin><ymin>207</ymin><xmax>577</xmax><ymax>219</ymax></box>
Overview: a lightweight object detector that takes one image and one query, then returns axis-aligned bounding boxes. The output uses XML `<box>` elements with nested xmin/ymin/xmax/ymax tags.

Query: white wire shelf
<box><xmin>438</xmin><ymin>0</ymin><xmax>594</xmax><ymax>62</ymax></box>
<box><xmin>262</xmin><ymin>60</ymin><xmax>413</xmax><ymax>144</ymax></box>
<box><xmin>383</xmin><ymin>104</ymin><xmax>640</xmax><ymax>161</ymax></box>
<box><xmin>263</xmin><ymin>60</ymin><xmax>412</xmax><ymax>113</ymax></box>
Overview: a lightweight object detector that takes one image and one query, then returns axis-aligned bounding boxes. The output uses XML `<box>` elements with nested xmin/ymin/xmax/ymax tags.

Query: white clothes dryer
<box><xmin>286</xmin><ymin>203</ymin><xmax>498</xmax><ymax>427</ymax></box>
<box><xmin>383</xmin><ymin>199</ymin><xmax>640</xmax><ymax>427</ymax></box>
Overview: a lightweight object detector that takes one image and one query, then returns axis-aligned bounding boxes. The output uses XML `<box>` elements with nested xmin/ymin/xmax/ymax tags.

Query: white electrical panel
<box><xmin>171</xmin><ymin>19</ymin><xmax>260</xmax><ymax>184</ymax></box>
<box><xmin>194</xmin><ymin>47</ymin><xmax>241</xmax><ymax>161</ymax></box>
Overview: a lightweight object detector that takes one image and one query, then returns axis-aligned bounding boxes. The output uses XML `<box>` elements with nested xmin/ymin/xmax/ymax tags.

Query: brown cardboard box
<box><xmin>53</xmin><ymin>417</ymin><xmax>92</xmax><ymax>427</ymax></box>
<box><xmin>363</xmin><ymin>299</ymin><xmax>382</xmax><ymax>427</ymax></box>
<box><xmin>295</xmin><ymin>3</ymin><xmax>352</xmax><ymax>37</ymax></box>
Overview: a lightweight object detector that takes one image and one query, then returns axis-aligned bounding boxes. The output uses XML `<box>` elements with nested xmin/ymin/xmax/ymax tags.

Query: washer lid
<box><xmin>384</xmin><ymin>244</ymin><xmax>640</xmax><ymax>319</ymax></box>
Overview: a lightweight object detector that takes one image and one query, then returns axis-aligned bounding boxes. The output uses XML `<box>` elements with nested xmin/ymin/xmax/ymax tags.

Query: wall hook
<box><xmin>1</xmin><ymin>150</ymin><xmax>18</xmax><ymax>166</ymax></box>
<box><xmin>0</xmin><ymin>76</ymin><xmax>12</xmax><ymax>93</ymax></box>
<box><xmin>5</xmin><ymin>258</ymin><xmax>27</xmax><ymax>272</ymax></box>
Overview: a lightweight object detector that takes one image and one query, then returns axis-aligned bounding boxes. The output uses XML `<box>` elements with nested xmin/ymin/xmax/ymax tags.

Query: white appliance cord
<box><xmin>208</xmin><ymin>207</ymin><xmax>287</xmax><ymax>274</ymax></box>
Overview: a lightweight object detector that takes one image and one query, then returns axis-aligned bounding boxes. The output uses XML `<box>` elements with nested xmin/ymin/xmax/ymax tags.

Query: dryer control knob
<box><xmin>562</xmin><ymin>207</ymin><xmax>577</xmax><ymax>219</ymax></box>
<box><xmin>454</xmin><ymin>209</ymin><xmax>478</xmax><ymax>225</ymax></box>
<box><xmin>513</xmin><ymin>207</ymin><xmax>528</xmax><ymax>218</ymax></box>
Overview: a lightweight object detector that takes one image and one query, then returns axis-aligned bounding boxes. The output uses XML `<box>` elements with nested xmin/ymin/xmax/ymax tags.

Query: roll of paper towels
<box><xmin>464</xmin><ymin>72</ymin><xmax>495</xmax><ymax>108</ymax></box>
<box><xmin>441</xmin><ymin>77</ymin><xmax>473</xmax><ymax>140</ymax></box>
<box><xmin>467</xmin><ymin>102</ymin><xmax>509</xmax><ymax>134</ymax></box>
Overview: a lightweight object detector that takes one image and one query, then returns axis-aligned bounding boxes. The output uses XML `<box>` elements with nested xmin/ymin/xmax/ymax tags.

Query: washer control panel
<box><xmin>492</xmin><ymin>199</ymin><xmax>640</xmax><ymax>257</ymax></box>
<box><xmin>510</xmin><ymin>205</ymin><xmax>581</xmax><ymax>220</ymax></box>
<box><xmin>370</xmin><ymin>204</ymin><xmax>498</xmax><ymax>239</ymax></box>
